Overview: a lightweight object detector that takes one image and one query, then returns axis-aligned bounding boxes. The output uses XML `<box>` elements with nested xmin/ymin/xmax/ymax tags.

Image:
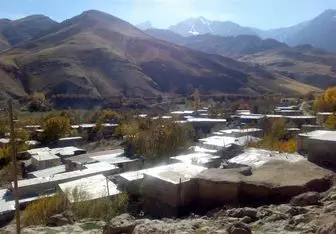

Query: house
<box><xmin>58</xmin><ymin>174</ymin><xmax>120</xmax><ymax>203</ymax></box>
<box><xmin>14</xmin><ymin>162</ymin><xmax>119</xmax><ymax>199</ymax></box>
<box><xmin>307</xmin><ymin>131</ymin><xmax>336</xmax><ymax>169</ymax></box>
<box><xmin>142</xmin><ymin>163</ymin><xmax>206</xmax><ymax>217</ymax></box>
<box><xmin>297</xmin><ymin>130</ymin><xmax>332</xmax><ymax>155</ymax></box>
<box><xmin>65</xmin><ymin>149</ymin><xmax>141</xmax><ymax>173</ymax></box>
<box><xmin>31</xmin><ymin>151</ymin><xmax>61</xmax><ymax>171</ymax></box>
<box><xmin>285</xmin><ymin>115</ymin><xmax>316</xmax><ymax>126</ymax></box>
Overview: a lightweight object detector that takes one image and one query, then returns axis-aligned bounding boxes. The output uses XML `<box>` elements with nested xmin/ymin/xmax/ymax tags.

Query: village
<box><xmin>0</xmin><ymin>90</ymin><xmax>335</xmax><ymax>232</ymax></box>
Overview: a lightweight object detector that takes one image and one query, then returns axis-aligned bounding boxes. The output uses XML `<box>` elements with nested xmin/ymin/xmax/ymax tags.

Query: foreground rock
<box><xmin>1</xmin><ymin>185</ymin><xmax>335</xmax><ymax>233</ymax></box>
<box><xmin>195</xmin><ymin>160</ymin><xmax>333</xmax><ymax>208</ymax></box>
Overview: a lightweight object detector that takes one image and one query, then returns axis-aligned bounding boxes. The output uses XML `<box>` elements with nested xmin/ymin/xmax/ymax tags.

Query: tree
<box><xmin>325</xmin><ymin>114</ymin><xmax>336</xmax><ymax>130</ymax></box>
<box><xmin>42</xmin><ymin>116</ymin><xmax>71</xmax><ymax>142</ymax></box>
<box><xmin>313</xmin><ymin>87</ymin><xmax>336</xmax><ymax>112</ymax></box>
<box><xmin>116</xmin><ymin>118</ymin><xmax>194</xmax><ymax>159</ymax></box>
<box><xmin>192</xmin><ymin>89</ymin><xmax>200</xmax><ymax>111</ymax></box>
<box><xmin>28</xmin><ymin>92</ymin><xmax>50</xmax><ymax>111</ymax></box>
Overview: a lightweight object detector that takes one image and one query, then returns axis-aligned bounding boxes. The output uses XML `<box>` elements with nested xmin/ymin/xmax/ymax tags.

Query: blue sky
<box><xmin>1</xmin><ymin>0</ymin><xmax>336</xmax><ymax>29</ymax></box>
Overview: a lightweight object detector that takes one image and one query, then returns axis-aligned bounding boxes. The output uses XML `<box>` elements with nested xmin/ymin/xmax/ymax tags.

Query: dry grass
<box><xmin>22</xmin><ymin>193</ymin><xmax>68</xmax><ymax>226</ymax></box>
<box><xmin>21</xmin><ymin>189</ymin><xmax>128</xmax><ymax>227</ymax></box>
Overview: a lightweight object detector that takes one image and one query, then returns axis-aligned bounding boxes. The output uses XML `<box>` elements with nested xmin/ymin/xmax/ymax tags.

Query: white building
<box><xmin>58</xmin><ymin>174</ymin><xmax>120</xmax><ymax>203</ymax></box>
<box><xmin>15</xmin><ymin>162</ymin><xmax>119</xmax><ymax>199</ymax></box>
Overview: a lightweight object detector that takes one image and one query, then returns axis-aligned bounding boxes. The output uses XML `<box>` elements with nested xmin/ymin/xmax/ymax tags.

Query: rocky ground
<box><xmin>1</xmin><ymin>186</ymin><xmax>335</xmax><ymax>234</ymax></box>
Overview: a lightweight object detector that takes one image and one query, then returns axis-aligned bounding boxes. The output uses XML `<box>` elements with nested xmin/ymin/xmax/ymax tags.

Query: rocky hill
<box><xmin>0</xmin><ymin>10</ymin><xmax>319</xmax><ymax>105</ymax></box>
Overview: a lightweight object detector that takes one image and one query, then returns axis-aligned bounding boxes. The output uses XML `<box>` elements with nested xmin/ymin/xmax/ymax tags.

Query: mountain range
<box><xmin>0</xmin><ymin>9</ymin><xmax>332</xmax><ymax>106</ymax></box>
<box><xmin>0</xmin><ymin>15</ymin><xmax>57</xmax><ymax>51</ymax></box>
<box><xmin>166</xmin><ymin>9</ymin><xmax>336</xmax><ymax>52</ymax></box>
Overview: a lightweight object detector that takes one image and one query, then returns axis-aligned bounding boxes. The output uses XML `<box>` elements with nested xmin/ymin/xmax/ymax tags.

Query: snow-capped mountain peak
<box><xmin>136</xmin><ymin>21</ymin><xmax>153</xmax><ymax>30</ymax></box>
<box><xmin>169</xmin><ymin>17</ymin><xmax>256</xmax><ymax>37</ymax></box>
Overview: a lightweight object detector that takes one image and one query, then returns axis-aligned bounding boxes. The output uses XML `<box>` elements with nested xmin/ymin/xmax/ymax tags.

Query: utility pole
<box><xmin>8</xmin><ymin>100</ymin><xmax>21</xmax><ymax>234</ymax></box>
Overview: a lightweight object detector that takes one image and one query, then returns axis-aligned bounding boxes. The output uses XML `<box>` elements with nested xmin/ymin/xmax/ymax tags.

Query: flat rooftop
<box><xmin>58</xmin><ymin>174</ymin><xmax>120</xmax><ymax>203</ymax></box>
<box><xmin>32</xmin><ymin>152</ymin><xmax>60</xmax><ymax>161</ymax></box>
<box><xmin>16</xmin><ymin>162</ymin><xmax>118</xmax><ymax>188</ymax></box>
<box><xmin>190</xmin><ymin>146</ymin><xmax>218</xmax><ymax>154</ymax></box>
<box><xmin>285</xmin><ymin>115</ymin><xmax>316</xmax><ymax>119</ymax></box>
<box><xmin>317</xmin><ymin>112</ymin><xmax>333</xmax><ymax>116</ymax></box>
<box><xmin>91</xmin><ymin>155</ymin><xmax>137</xmax><ymax>165</ymax></box>
<box><xmin>220</xmin><ymin>128</ymin><xmax>262</xmax><ymax>134</ymax></box>
<box><xmin>187</xmin><ymin>118</ymin><xmax>226</xmax><ymax>122</ymax></box>
<box><xmin>170</xmin><ymin>110</ymin><xmax>194</xmax><ymax>115</ymax></box>
<box><xmin>58</xmin><ymin>136</ymin><xmax>83</xmax><ymax>141</ymax></box>
<box><xmin>200</xmin><ymin>135</ymin><xmax>260</xmax><ymax>148</ymax></box>
<box><xmin>171</xmin><ymin>152</ymin><xmax>219</xmax><ymax>165</ymax></box>
<box><xmin>309</xmin><ymin>131</ymin><xmax>336</xmax><ymax>142</ymax></box>
<box><xmin>144</xmin><ymin>163</ymin><xmax>207</xmax><ymax>184</ymax></box>
<box><xmin>51</xmin><ymin>147</ymin><xmax>86</xmax><ymax>157</ymax></box>
<box><xmin>67</xmin><ymin>149</ymin><xmax>125</xmax><ymax>164</ymax></box>
<box><xmin>228</xmin><ymin>148</ymin><xmax>305</xmax><ymax>168</ymax></box>
<box><xmin>29</xmin><ymin>147</ymin><xmax>85</xmax><ymax>160</ymax></box>
<box><xmin>299</xmin><ymin>130</ymin><xmax>333</xmax><ymax>138</ymax></box>
<box><xmin>29</xmin><ymin>165</ymin><xmax>66</xmax><ymax>178</ymax></box>
<box><xmin>239</xmin><ymin>115</ymin><xmax>264</xmax><ymax>120</ymax></box>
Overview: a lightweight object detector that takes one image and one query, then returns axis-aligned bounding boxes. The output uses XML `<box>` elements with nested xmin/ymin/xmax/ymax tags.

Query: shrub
<box><xmin>71</xmin><ymin>193</ymin><xmax>128</xmax><ymax>222</ymax></box>
<box><xmin>22</xmin><ymin>193</ymin><xmax>68</xmax><ymax>226</ymax></box>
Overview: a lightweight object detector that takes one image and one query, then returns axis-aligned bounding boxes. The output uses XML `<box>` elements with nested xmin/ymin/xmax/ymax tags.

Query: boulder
<box><xmin>103</xmin><ymin>214</ymin><xmax>136</xmax><ymax>234</ymax></box>
<box><xmin>46</xmin><ymin>212</ymin><xmax>74</xmax><ymax>227</ymax></box>
<box><xmin>227</xmin><ymin>222</ymin><xmax>252</xmax><ymax>234</ymax></box>
<box><xmin>226</xmin><ymin>208</ymin><xmax>257</xmax><ymax>219</ymax></box>
<box><xmin>195</xmin><ymin>160</ymin><xmax>333</xmax><ymax>208</ymax></box>
<box><xmin>290</xmin><ymin>192</ymin><xmax>320</xmax><ymax>206</ymax></box>
<box><xmin>317</xmin><ymin>216</ymin><xmax>336</xmax><ymax>234</ymax></box>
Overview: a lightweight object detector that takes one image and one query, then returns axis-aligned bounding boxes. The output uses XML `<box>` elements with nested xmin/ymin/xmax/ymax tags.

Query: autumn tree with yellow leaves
<box><xmin>313</xmin><ymin>87</ymin><xmax>336</xmax><ymax>113</ymax></box>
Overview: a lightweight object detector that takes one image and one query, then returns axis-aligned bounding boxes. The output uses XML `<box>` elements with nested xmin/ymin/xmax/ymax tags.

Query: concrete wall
<box><xmin>308</xmin><ymin>138</ymin><xmax>336</xmax><ymax>169</ymax></box>
<box><xmin>142</xmin><ymin>174</ymin><xmax>199</xmax><ymax>216</ymax></box>
<box><xmin>297</xmin><ymin>135</ymin><xmax>309</xmax><ymax>155</ymax></box>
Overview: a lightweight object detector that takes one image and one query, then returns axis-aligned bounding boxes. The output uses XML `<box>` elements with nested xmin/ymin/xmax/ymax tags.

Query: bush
<box><xmin>22</xmin><ymin>193</ymin><xmax>68</xmax><ymax>226</ymax></box>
